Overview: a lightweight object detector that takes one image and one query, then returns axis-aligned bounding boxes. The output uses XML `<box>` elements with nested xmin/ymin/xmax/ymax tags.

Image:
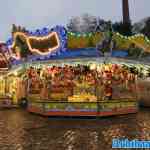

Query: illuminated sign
<box><xmin>11</xmin><ymin>32</ymin><xmax>60</xmax><ymax>60</ymax></box>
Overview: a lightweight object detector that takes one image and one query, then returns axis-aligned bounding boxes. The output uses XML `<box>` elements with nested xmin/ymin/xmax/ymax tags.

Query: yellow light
<box><xmin>11</xmin><ymin>31</ymin><xmax>60</xmax><ymax>60</ymax></box>
<box><xmin>0</xmin><ymin>76</ymin><xmax>3</xmax><ymax>80</ymax></box>
<box><xmin>13</xmin><ymin>71</ymin><xmax>18</xmax><ymax>76</ymax></box>
<box><xmin>90</xmin><ymin>63</ymin><xmax>96</xmax><ymax>70</ymax></box>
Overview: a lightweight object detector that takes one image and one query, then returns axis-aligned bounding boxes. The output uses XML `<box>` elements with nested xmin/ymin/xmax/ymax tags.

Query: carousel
<box><xmin>0</xmin><ymin>24</ymin><xmax>145</xmax><ymax>116</ymax></box>
<box><xmin>26</xmin><ymin>60</ymin><xmax>138</xmax><ymax>117</ymax></box>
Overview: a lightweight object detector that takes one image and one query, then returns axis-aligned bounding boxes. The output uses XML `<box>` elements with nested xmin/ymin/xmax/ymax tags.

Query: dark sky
<box><xmin>0</xmin><ymin>0</ymin><xmax>149</xmax><ymax>41</ymax></box>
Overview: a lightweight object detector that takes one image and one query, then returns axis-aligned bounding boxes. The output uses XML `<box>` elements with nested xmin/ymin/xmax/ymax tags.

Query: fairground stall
<box><xmin>4</xmin><ymin>66</ymin><xmax>27</xmax><ymax>105</ymax></box>
<box><xmin>0</xmin><ymin>42</ymin><xmax>12</xmax><ymax>107</ymax></box>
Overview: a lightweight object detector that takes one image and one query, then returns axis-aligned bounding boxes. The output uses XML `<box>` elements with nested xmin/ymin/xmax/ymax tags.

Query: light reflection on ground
<box><xmin>0</xmin><ymin>108</ymin><xmax>149</xmax><ymax>150</ymax></box>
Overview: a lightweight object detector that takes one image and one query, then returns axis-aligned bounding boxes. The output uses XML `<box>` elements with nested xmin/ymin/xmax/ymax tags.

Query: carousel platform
<box><xmin>27</xmin><ymin>99</ymin><xmax>138</xmax><ymax>117</ymax></box>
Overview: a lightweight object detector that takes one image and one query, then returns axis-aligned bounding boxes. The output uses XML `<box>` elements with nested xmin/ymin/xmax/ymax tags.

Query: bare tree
<box><xmin>67</xmin><ymin>14</ymin><xmax>107</xmax><ymax>33</ymax></box>
<box><xmin>67</xmin><ymin>16</ymin><xmax>81</xmax><ymax>33</ymax></box>
<box><xmin>81</xmin><ymin>13</ymin><xmax>97</xmax><ymax>32</ymax></box>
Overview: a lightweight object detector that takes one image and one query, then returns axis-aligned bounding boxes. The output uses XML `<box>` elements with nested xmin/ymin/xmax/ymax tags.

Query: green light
<box><xmin>83</xmin><ymin>34</ymin><xmax>86</xmax><ymax>37</ymax></box>
<box><xmin>77</xmin><ymin>34</ymin><xmax>80</xmax><ymax>37</ymax></box>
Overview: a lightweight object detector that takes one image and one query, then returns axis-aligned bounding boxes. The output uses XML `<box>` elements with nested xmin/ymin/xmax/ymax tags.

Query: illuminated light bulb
<box><xmin>13</xmin><ymin>71</ymin><xmax>18</xmax><ymax>76</ymax></box>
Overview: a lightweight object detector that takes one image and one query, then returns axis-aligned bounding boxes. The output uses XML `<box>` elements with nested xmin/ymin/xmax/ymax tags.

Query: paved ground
<box><xmin>0</xmin><ymin>108</ymin><xmax>150</xmax><ymax>150</ymax></box>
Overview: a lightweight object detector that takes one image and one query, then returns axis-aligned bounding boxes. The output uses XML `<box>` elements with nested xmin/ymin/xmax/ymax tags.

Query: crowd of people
<box><xmin>26</xmin><ymin>63</ymin><xmax>137</xmax><ymax>101</ymax></box>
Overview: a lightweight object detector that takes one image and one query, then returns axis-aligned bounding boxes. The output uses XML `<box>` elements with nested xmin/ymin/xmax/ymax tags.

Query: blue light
<box><xmin>41</xmin><ymin>28</ymin><xmax>49</xmax><ymax>36</ymax></box>
<box><xmin>39</xmin><ymin>30</ymin><xmax>43</xmax><ymax>36</ymax></box>
<box><xmin>50</xmin><ymin>28</ymin><xmax>54</xmax><ymax>32</ymax></box>
<box><xmin>6</xmin><ymin>38</ymin><xmax>13</xmax><ymax>46</ymax></box>
<box><xmin>29</xmin><ymin>31</ymin><xmax>33</xmax><ymax>35</ymax></box>
<box><xmin>43</xmin><ymin>27</ymin><xmax>49</xmax><ymax>33</ymax></box>
<box><xmin>31</xmin><ymin>32</ymin><xmax>36</xmax><ymax>36</ymax></box>
<box><xmin>44</xmin><ymin>31</ymin><xmax>48</xmax><ymax>35</ymax></box>
<box><xmin>35</xmin><ymin>29</ymin><xmax>40</xmax><ymax>36</ymax></box>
